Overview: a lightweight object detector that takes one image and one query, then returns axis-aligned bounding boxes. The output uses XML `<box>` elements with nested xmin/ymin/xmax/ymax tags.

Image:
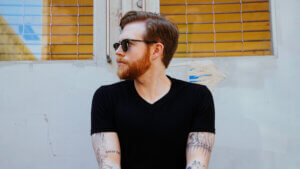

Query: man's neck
<box><xmin>133</xmin><ymin>70</ymin><xmax>171</xmax><ymax>104</ymax></box>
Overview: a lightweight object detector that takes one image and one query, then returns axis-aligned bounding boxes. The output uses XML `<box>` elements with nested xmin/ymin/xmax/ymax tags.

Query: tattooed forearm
<box><xmin>91</xmin><ymin>132</ymin><xmax>121</xmax><ymax>169</ymax></box>
<box><xmin>186</xmin><ymin>160</ymin><xmax>206</xmax><ymax>169</ymax></box>
<box><xmin>186</xmin><ymin>132</ymin><xmax>215</xmax><ymax>157</ymax></box>
<box><xmin>186</xmin><ymin>132</ymin><xmax>215</xmax><ymax>169</ymax></box>
<box><xmin>92</xmin><ymin>133</ymin><xmax>107</xmax><ymax>161</ymax></box>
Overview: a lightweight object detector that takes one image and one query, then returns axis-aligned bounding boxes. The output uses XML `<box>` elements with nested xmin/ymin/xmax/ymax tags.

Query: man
<box><xmin>91</xmin><ymin>11</ymin><xmax>215</xmax><ymax>169</ymax></box>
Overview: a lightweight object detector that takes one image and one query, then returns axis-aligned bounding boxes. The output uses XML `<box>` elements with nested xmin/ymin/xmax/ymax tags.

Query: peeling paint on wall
<box><xmin>188</xmin><ymin>60</ymin><xmax>226</xmax><ymax>92</ymax></box>
<box><xmin>171</xmin><ymin>60</ymin><xmax>226</xmax><ymax>92</ymax></box>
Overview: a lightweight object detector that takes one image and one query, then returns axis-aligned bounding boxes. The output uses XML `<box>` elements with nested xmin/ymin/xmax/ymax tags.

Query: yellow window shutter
<box><xmin>160</xmin><ymin>0</ymin><xmax>272</xmax><ymax>57</ymax></box>
<box><xmin>43</xmin><ymin>0</ymin><xmax>93</xmax><ymax>60</ymax></box>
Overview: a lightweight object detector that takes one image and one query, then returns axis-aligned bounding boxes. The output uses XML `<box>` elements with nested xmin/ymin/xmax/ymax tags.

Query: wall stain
<box><xmin>44</xmin><ymin>113</ymin><xmax>56</xmax><ymax>157</ymax></box>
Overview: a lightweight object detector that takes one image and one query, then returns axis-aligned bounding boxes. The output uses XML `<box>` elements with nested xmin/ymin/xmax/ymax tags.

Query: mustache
<box><xmin>116</xmin><ymin>57</ymin><xmax>128</xmax><ymax>64</ymax></box>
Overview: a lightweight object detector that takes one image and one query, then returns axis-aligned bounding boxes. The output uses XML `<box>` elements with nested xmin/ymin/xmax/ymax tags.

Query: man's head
<box><xmin>114</xmin><ymin>11</ymin><xmax>179</xmax><ymax>80</ymax></box>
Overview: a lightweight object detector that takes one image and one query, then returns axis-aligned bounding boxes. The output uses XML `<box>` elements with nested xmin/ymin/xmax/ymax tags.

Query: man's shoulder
<box><xmin>170</xmin><ymin>76</ymin><xmax>212</xmax><ymax>101</ymax></box>
<box><xmin>171</xmin><ymin>76</ymin><xmax>208</xmax><ymax>91</ymax></box>
<box><xmin>94</xmin><ymin>80</ymin><xmax>131</xmax><ymax>96</ymax></box>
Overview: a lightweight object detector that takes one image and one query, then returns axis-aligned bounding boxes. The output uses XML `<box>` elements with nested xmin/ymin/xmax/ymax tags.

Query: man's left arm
<box><xmin>185</xmin><ymin>132</ymin><xmax>215</xmax><ymax>169</ymax></box>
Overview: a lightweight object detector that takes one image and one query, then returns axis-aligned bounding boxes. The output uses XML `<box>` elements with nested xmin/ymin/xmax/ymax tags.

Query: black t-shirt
<box><xmin>90</xmin><ymin>75</ymin><xmax>215</xmax><ymax>169</ymax></box>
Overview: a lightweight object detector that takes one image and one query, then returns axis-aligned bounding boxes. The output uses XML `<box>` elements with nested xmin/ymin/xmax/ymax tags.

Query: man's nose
<box><xmin>115</xmin><ymin>45</ymin><xmax>125</xmax><ymax>57</ymax></box>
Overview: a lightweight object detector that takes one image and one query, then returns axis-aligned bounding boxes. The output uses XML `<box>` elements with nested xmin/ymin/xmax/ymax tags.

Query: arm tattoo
<box><xmin>186</xmin><ymin>160</ymin><xmax>206</xmax><ymax>169</ymax></box>
<box><xmin>186</xmin><ymin>132</ymin><xmax>214</xmax><ymax>157</ymax></box>
<box><xmin>92</xmin><ymin>133</ymin><xmax>107</xmax><ymax>160</ymax></box>
<box><xmin>92</xmin><ymin>133</ymin><xmax>121</xmax><ymax>169</ymax></box>
<box><xmin>99</xmin><ymin>158</ymin><xmax>121</xmax><ymax>169</ymax></box>
<box><xmin>105</xmin><ymin>150</ymin><xmax>121</xmax><ymax>155</ymax></box>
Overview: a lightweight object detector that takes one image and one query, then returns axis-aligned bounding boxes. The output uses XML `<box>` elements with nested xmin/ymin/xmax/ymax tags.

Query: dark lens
<box><xmin>113</xmin><ymin>43</ymin><xmax>120</xmax><ymax>51</ymax></box>
<box><xmin>121</xmin><ymin>39</ymin><xmax>129</xmax><ymax>52</ymax></box>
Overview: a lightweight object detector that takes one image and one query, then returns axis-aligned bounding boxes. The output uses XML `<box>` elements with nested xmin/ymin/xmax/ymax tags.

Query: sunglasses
<box><xmin>113</xmin><ymin>39</ymin><xmax>157</xmax><ymax>52</ymax></box>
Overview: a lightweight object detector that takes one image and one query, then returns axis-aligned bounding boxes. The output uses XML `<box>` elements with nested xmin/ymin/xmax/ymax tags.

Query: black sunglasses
<box><xmin>113</xmin><ymin>39</ymin><xmax>157</xmax><ymax>52</ymax></box>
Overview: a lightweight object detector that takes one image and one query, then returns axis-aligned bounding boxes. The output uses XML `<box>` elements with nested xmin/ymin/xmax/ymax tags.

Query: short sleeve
<box><xmin>90</xmin><ymin>86</ymin><xmax>116</xmax><ymax>135</ymax></box>
<box><xmin>190</xmin><ymin>86</ymin><xmax>215</xmax><ymax>133</ymax></box>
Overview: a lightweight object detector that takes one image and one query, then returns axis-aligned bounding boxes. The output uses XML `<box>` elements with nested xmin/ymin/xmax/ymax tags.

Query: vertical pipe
<box><xmin>142</xmin><ymin>0</ymin><xmax>146</xmax><ymax>11</ymax></box>
<box><xmin>106</xmin><ymin>0</ymin><xmax>112</xmax><ymax>63</ymax></box>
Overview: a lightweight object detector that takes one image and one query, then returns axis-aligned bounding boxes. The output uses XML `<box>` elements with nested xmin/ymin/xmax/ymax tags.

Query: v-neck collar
<box><xmin>130</xmin><ymin>75</ymin><xmax>176</xmax><ymax>110</ymax></box>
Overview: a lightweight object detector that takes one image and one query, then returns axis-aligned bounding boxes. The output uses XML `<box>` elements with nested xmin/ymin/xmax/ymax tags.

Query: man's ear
<box><xmin>151</xmin><ymin>43</ymin><xmax>164</xmax><ymax>60</ymax></box>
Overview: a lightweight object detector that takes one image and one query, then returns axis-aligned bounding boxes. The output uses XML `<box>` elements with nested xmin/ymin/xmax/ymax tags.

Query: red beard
<box><xmin>117</xmin><ymin>47</ymin><xmax>151</xmax><ymax>80</ymax></box>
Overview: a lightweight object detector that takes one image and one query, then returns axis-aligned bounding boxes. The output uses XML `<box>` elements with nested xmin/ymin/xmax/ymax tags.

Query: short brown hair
<box><xmin>120</xmin><ymin>11</ymin><xmax>179</xmax><ymax>68</ymax></box>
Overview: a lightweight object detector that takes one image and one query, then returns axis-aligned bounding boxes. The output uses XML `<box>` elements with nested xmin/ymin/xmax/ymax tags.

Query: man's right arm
<box><xmin>91</xmin><ymin>132</ymin><xmax>121</xmax><ymax>169</ymax></box>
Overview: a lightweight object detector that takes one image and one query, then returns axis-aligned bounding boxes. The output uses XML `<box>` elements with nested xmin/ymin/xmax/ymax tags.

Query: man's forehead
<box><xmin>119</xmin><ymin>21</ymin><xmax>146</xmax><ymax>40</ymax></box>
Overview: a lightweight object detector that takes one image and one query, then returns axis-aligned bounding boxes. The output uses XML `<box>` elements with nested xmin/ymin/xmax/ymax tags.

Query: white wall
<box><xmin>0</xmin><ymin>0</ymin><xmax>299</xmax><ymax>169</ymax></box>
